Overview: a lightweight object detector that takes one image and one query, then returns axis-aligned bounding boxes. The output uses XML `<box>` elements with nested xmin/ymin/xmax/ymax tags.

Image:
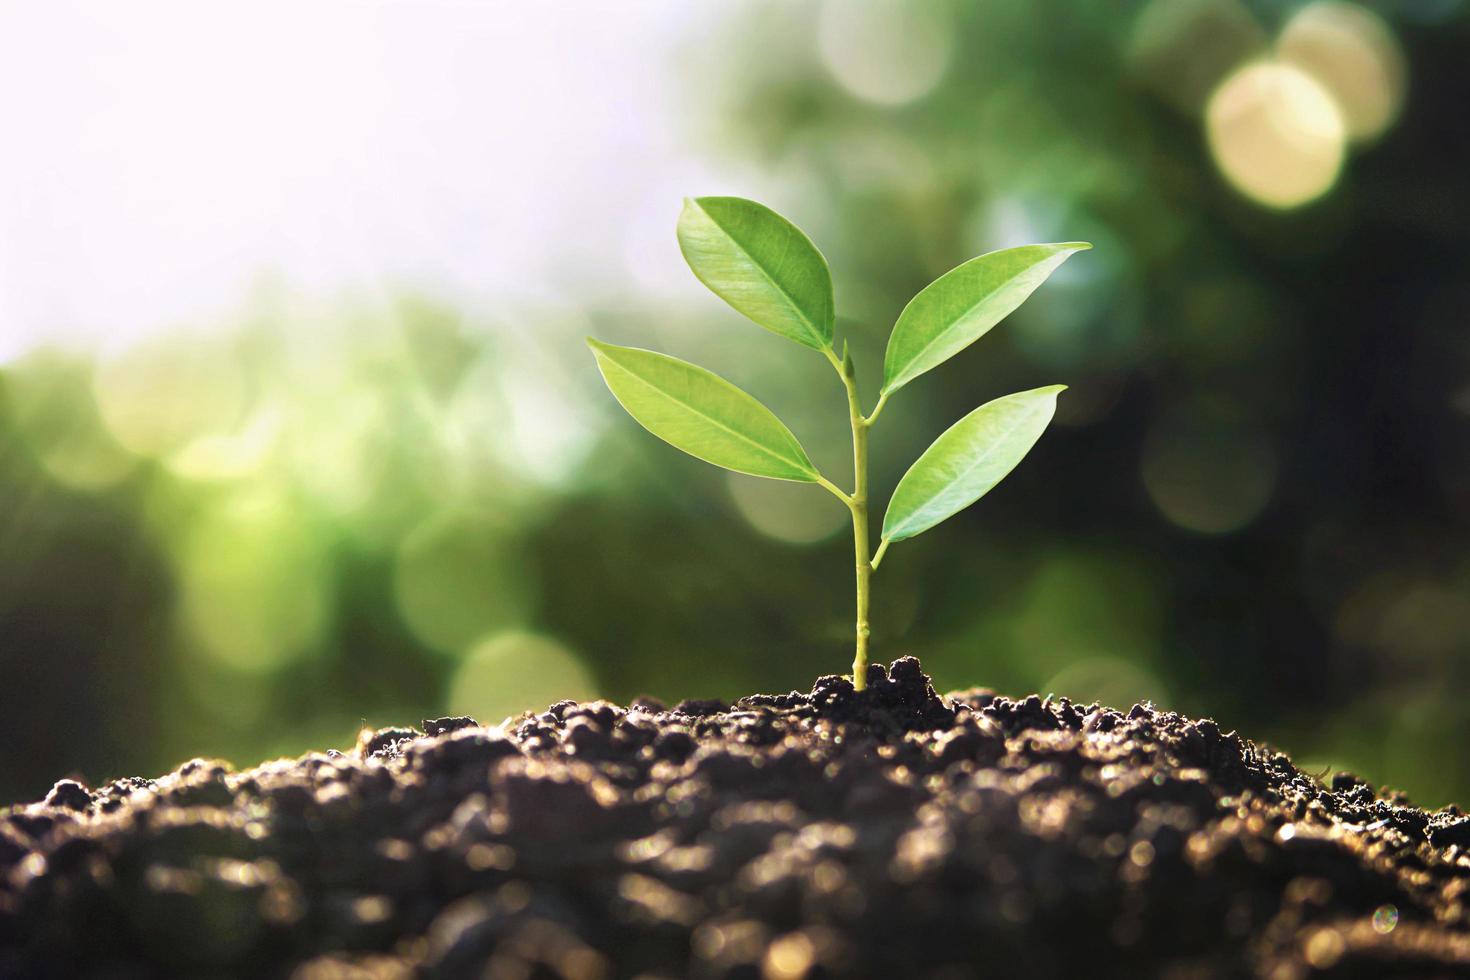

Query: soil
<box><xmin>4</xmin><ymin>657</ymin><xmax>1470</xmax><ymax>979</ymax></box>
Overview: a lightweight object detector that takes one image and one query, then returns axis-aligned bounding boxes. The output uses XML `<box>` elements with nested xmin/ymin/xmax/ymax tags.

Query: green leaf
<box><xmin>881</xmin><ymin>385</ymin><xmax>1065</xmax><ymax>542</ymax></box>
<box><xmin>677</xmin><ymin>197</ymin><xmax>834</xmax><ymax>351</ymax></box>
<box><xmin>882</xmin><ymin>243</ymin><xmax>1090</xmax><ymax>395</ymax></box>
<box><xmin>588</xmin><ymin>339</ymin><xmax>820</xmax><ymax>482</ymax></box>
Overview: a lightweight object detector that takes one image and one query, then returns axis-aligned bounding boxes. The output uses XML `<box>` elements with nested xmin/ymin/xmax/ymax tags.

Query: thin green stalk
<box><xmin>826</xmin><ymin>346</ymin><xmax>874</xmax><ymax>691</ymax></box>
<box><xmin>865</xmin><ymin>391</ymin><xmax>890</xmax><ymax>426</ymax></box>
<box><xmin>815</xmin><ymin>474</ymin><xmax>852</xmax><ymax>505</ymax></box>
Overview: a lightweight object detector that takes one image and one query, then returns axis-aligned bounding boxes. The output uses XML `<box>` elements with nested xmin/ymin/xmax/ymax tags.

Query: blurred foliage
<box><xmin>4</xmin><ymin>0</ymin><xmax>1470</xmax><ymax>808</ymax></box>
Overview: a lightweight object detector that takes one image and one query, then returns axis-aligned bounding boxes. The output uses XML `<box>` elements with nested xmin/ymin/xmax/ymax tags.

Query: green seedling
<box><xmin>589</xmin><ymin>197</ymin><xmax>1088</xmax><ymax>690</ymax></box>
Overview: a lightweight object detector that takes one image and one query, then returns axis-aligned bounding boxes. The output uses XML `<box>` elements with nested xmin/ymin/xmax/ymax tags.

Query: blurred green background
<box><xmin>3</xmin><ymin>0</ymin><xmax>1469</xmax><ymax>807</ymax></box>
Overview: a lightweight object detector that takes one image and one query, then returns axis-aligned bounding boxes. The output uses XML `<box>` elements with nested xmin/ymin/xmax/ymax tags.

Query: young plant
<box><xmin>589</xmin><ymin>197</ymin><xmax>1088</xmax><ymax>690</ymax></box>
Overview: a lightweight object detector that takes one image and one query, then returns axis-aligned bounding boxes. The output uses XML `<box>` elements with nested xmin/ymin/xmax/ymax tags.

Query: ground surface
<box><xmin>4</xmin><ymin>658</ymin><xmax>1470</xmax><ymax>979</ymax></box>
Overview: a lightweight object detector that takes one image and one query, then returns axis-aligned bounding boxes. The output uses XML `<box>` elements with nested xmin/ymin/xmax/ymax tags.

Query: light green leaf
<box><xmin>588</xmin><ymin>339</ymin><xmax>820</xmax><ymax>482</ymax></box>
<box><xmin>881</xmin><ymin>385</ymin><xmax>1065</xmax><ymax>542</ymax></box>
<box><xmin>882</xmin><ymin>243</ymin><xmax>1090</xmax><ymax>395</ymax></box>
<box><xmin>677</xmin><ymin>197</ymin><xmax>834</xmax><ymax>351</ymax></box>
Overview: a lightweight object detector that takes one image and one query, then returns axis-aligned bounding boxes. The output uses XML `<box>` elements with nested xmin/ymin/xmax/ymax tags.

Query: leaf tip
<box><xmin>676</xmin><ymin>198</ymin><xmax>706</xmax><ymax>231</ymax></box>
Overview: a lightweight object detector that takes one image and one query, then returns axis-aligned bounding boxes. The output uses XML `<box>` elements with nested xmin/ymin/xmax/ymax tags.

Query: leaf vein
<box><xmin>892</xmin><ymin>265</ymin><xmax>1044</xmax><ymax>386</ymax></box>
<box><xmin>890</xmin><ymin>402</ymin><xmax>1043</xmax><ymax>537</ymax></box>
<box><xmin>611</xmin><ymin>359</ymin><xmax>811</xmax><ymax>477</ymax></box>
<box><xmin>698</xmin><ymin>203</ymin><xmax>825</xmax><ymax>349</ymax></box>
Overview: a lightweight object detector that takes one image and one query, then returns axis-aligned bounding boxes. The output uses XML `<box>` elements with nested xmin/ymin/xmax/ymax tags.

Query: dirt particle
<box><xmin>1303</xmin><ymin>927</ymin><xmax>1345</xmax><ymax>969</ymax></box>
<box><xmin>763</xmin><ymin>931</ymin><xmax>816</xmax><ymax>979</ymax></box>
<box><xmin>43</xmin><ymin>779</ymin><xmax>92</xmax><ymax>812</ymax></box>
<box><xmin>465</xmin><ymin>843</ymin><xmax>516</xmax><ymax>872</ymax></box>
<box><xmin>496</xmin><ymin>881</ymin><xmax>531</xmax><ymax>914</ymax></box>
<box><xmin>693</xmin><ymin>918</ymin><xmax>767</xmax><ymax>967</ymax></box>
<box><xmin>352</xmin><ymin>895</ymin><xmax>394</xmax><ymax>925</ymax></box>
<box><xmin>260</xmin><ymin>880</ymin><xmax>305</xmax><ymax>926</ymax></box>
<box><xmin>422</xmin><ymin>716</ymin><xmax>478</xmax><ymax>737</ymax></box>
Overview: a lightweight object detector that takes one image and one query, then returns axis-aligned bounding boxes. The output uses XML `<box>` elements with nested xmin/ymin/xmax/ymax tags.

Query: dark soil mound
<box><xmin>4</xmin><ymin>658</ymin><xmax>1470</xmax><ymax>979</ymax></box>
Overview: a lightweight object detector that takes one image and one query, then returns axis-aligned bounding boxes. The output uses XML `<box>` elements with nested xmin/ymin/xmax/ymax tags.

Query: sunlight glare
<box><xmin>1206</xmin><ymin>61</ymin><xmax>1346</xmax><ymax>209</ymax></box>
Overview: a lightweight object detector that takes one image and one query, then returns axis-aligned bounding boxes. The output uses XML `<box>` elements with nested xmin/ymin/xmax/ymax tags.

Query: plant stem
<box><xmin>826</xmin><ymin>347</ymin><xmax>873</xmax><ymax>691</ymax></box>
<box><xmin>865</xmin><ymin>391</ymin><xmax>889</xmax><ymax>426</ymax></box>
<box><xmin>815</xmin><ymin>474</ymin><xmax>852</xmax><ymax>505</ymax></box>
<box><xmin>849</xmin><ymin>416</ymin><xmax>872</xmax><ymax>691</ymax></box>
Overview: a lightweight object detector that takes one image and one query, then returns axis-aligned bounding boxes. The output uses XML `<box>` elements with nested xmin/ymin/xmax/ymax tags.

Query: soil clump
<box><xmin>4</xmin><ymin>657</ymin><xmax>1470</xmax><ymax>978</ymax></box>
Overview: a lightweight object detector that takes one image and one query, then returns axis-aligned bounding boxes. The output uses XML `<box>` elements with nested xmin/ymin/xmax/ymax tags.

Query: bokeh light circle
<box><xmin>94</xmin><ymin>334</ymin><xmax>249</xmax><ymax>456</ymax></box>
<box><xmin>977</xmin><ymin>198</ymin><xmax>1139</xmax><ymax>372</ymax></box>
<box><xmin>448</xmin><ymin>631</ymin><xmax>598</xmax><ymax>725</ymax></box>
<box><xmin>5</xmin><ymin>352</ymin><xmax>139</xmax><ymax>492</ymax></box>
<box><xmin>1332</xmin><ymin>571</ymin><xmax>1470</xmax><ymax>667</ymax></box>
<box><xmin>1128</xmin><ymin>0</ymin><xmax>1267</xmax><ymax>115</ymax></box>
<box><xmin>1044</xmin><ymin>657</ymin><xmax>1171</xmax><ymax>712</ymax></box>
<box><xmin>1206</xmin><ymin>61</ymin><xmax>1346</xmax><ymax>209</ymax></box>
<box><xmin>727</xmin><ymin>473</ymin><xmax>847</xmax><ymax>545</ymax></box>
<box><xmin>168</xmin><ymin>412</ymin><xmax>279</xmax><ymax>483</ymax></box>
<box><xmin>177</xmin><ymin>488</ymin><xmax>331</xmax><ymax>673</ymax></box>
<box><xmin>282</xmin><ymin>387</ymin><xmax>391</xmax><ymax>515</ymax></box>
<box><xmin>817</xmin><ymin>0</ymin><xmax>953</xmax><ymax>107</ymax></box>
<box><xmin>1142</xmin><ymin>421</ymin><xmax>1277</xmax><ymax>534</ymax></box>
<box><xmin>1278</xmin><ymin>2</ymin><xmax>1406</xmax><ymax>144</ymax></box>
<box><xmin>394</xmin><ymin>510</ymin><xmax>537</xmax><ymax>657</ymax></box>
<box><xmin>442</xmin><ymin>344</ymin><xmax>598</xmax><ymax>495</ymax></box>
<box><xmin>999</xmin><ymin>551</ymin><xmax>1166</xmax><ymax>683</ymax></box>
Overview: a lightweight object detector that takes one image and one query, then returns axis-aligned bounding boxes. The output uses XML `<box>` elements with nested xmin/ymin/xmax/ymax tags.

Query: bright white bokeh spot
<box><xmin>449</xmin><ymin>631</ymin><xmax>598</xmax><ymax>724</ymax></box>
<box><xmin>0</xmin><ymin>0</ymin><xmax>716</xmax><ymax>360</ymax></box>
<box><xmin>1278</xmin><ymin>1</ymin><xmax>1407</xmax><ymax>143</ymax></box>
<box><xmin>441</xmin><ymin>325</ymin><xmax>603</xmax><ymax>495</ymax></box>
<box><xmin>817</xmin><ymin>0</ymin><xmax>953</xmax><ymax>106</ymax></box>
<box><xmin>497</xmin><ymin>360</ymin><xmax>599</xmax><ymax>490</ymax></box>
<box><xmin>1206</xmin><ymin>61</ymin><xmax>1346</xmax><ymax>209</ymax></box>
<box><xmin>167</xmin><ymin>411</ymin><xmax>279</xmax><ymax>483</ymax></box>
